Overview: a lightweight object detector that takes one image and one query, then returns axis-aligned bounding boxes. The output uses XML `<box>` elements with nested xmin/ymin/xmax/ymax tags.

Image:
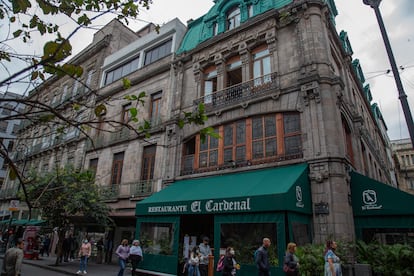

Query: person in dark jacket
<box><xmin>222</xmin><ymin>247</ymin><xmax>239</xmax><ymax>276</ymax></box>
<box><xmin>255</xmin><ymin>238</ymin><xmax>271</xmax><ymax>276</ymax></box>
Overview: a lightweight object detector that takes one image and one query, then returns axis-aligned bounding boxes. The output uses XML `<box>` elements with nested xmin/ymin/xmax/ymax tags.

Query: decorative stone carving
<box><xmin>301</xmin><ymin>81</ymin><xmax>320</xmax><ymax>106</ymax></box>
<box><xmin>309</xmin><ymin>163</ymin><xmax>329</xmax><ymax>183</ymax></box>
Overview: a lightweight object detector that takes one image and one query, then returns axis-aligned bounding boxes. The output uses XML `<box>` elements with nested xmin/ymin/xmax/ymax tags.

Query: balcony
<box><xmin>194</xmin><ymin>72</ymin><xmax>278</xmax><ymax>111</ymax></box>
<box><xmin>181</xmin><ymin>152</ymin><xmax>303</xmax><ymax>176</ymax></box>
<box><xmin>99</xmin><ymin>180</ymin><xmax>155</xmax><ymax>201</ymax></box>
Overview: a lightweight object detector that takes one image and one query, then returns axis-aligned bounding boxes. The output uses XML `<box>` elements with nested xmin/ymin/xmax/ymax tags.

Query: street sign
<box><xmin>9</xmin><ymin>200</ymin><xmax>20</xmax><ymax>211</ymax></box>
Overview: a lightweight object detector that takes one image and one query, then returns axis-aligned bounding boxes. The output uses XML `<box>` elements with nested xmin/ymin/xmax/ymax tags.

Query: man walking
<box><xmin>2</xmin><ymin>238</ymin><xmax>24</xmax><ymax>276</ymax></box>
<box><xmin>256</xmin><ymin>238</ymin><xmax>271</xmax><ymax>276</ymax></box>
<box><xmin>198</xmin><ymin>236</ymin><xmax>211</xmax><ymax>276</ymax></box>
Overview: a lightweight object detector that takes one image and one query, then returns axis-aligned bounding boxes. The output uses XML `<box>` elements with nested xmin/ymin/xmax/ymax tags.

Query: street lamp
<box><xmin>363</xmin><ymin>0</ymin><xmax>414</xmax><ymax>147</ymax></box>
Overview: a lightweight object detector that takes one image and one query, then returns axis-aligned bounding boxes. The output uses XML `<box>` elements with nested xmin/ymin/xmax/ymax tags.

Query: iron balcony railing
<box><xmin>194</xmin><ymin>72</ymin><xmax>278</xmax><ymax>111</ymax></box>
<box><xmin>99</xmin><ymin>180</ymin><xmax>155</xmax><ymax>201</ymax></box>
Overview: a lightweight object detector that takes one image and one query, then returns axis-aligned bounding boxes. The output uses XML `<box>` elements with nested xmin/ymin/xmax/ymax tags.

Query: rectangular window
<box><xmin>253</xmin><ymin>46</ymin><xmax>271</xmax><ymax>85</ymax></box>
<box><xmin>140</xmin><ymin>222</ymin><xmax>174</xmax><ymax>255</ymax></box>
<box><xmin>104</xmin><ymin>56</ymin><xmax>140</xmax><ymax>85</ymax></box>
<box><xmin>220</xmin><ymin>222</ymin><xmax>277</xmax><ymax>264</ymax></box>
<box><xmin>111</xmin><ymin>152</ymin><xmax>124</xmax><ymax>185</ymax></box>
<box><xmin>0</xmin><ymin>121</ymin><xmax>8</xmax><ymax>132</ymax></box>
<box><xmin>2</xmin><ymin>104</ymin><xmax>13</xmax><ymax>116</ymax></box>
<box><xmin>284</xmin><ymin>113</ymin><xmax>301</xmax><ymax>155</ymax></box>
<box><xmin>144</xmin><ymin>39</ymin><xmax>172</xmax><ymax>66</ymax></box>
<box><xmin>223</xmin><ymin>121</ymin><xmax>246</xmax><ymax>163</ymax></box>
<box><xmin>252</xmin><ymin>115</ymin><xmax>277</xmax><ymax>159</ymax></box>
<box><xmin>199</xmin><ymin>130</ymin><xmax>218</xmax><ymax>168</ymax></box>
<box><xmin>141</xmin><ymin>145</ymin><xmax>156</xmax><ymax>181</ymax></box>
<box><xmin>7</xmin><ymin>141</ymin><xmax>14</xmax><ymax>152</ymax></box>
<box><xmin>89</xmin><ymin>158</ymin><xmax>98</xmax><ymax>177</ymax></box>
<box><xmin>203</xmin><ymin>67</ymin><xmax>217</xmax><ymax>104</ymax></box>
<box><xmin>150</xmin><ymin>92</ymin><xmax>162</xmax><ymax>125</ymax></box>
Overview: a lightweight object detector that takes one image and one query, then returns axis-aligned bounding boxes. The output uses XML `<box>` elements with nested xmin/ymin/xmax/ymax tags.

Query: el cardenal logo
<box><xmin>362</xmin><ymin>189</ymin><xmax>377</xmax><ymax>205</ymax></box>
<box><xmin>361</xmin><ymin>189</ymin><xmax>382</xmax><ymax>210</ymax></box>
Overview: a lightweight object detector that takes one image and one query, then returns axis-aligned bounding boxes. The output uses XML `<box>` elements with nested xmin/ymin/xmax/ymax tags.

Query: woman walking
<box><xmin>283</xmin><ymin>242</ymin><xmax>299</xmax><ymax>276</ymax></box>
<box><xmin>115</xmin><ymin>239</ymin><xmax>130</xmax><ymax>276</ymax></box>
<box><xmin>324</xmin><ymin>240</ymin><xmax>342</xmax><ymax>276</ymax></box>
<box><xmin>129</xmin><ymin>240</ymin><xmax>143</xmax><ymax>276</ymax></box>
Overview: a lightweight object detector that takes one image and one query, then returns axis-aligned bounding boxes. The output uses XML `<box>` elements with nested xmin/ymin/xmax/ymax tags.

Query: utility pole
<box><xmin>363</xmin><ymin>0</ymin><xmax>414</xmax><ymax>147</ymax></box>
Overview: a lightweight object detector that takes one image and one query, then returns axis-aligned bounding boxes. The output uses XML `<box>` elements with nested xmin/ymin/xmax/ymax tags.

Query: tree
<box><xmin>22</xmin><ymin>165</ymin><xmax>111</xmax><ymax>265</ymax></box>
<box><xmin>0</xmin><ymin>0</ymin><xmax>214</xmax><ymax>218</ymax></box>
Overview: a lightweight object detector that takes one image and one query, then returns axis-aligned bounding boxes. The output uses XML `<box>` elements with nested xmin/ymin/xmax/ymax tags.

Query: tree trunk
<box><xmin>54</xmin><ymin>230</ymin><xmax>65</xmax><ymax>266</ymax></box>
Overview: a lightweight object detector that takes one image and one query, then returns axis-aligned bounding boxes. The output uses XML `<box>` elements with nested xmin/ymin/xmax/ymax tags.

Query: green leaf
<box><xmin>94</xmin><ymin>104</ymin><xmax>107</xmax><ymax>117</ymax></box>
<box><xmin>31</xmin><ymin>71</ymin><xmax>38</xmax><ymax>80</ymax></box>
<box><xmin>13</xmin><ymin>29</ymin><xmax>23</xmax><ymax>38</ymax></box>
<box><xmin>122</xmin><ymin>78</ymin><xmax>131</xmax><ymax>89</ymax></box>
<box><xmin>129</xmin><ymin>107</ymin><xmax>137</xmax><ymax>118</ymax></box>
<box><xmin>12</xmin><ymin>0</ymin><xmax>32</xmax><ymax>13</ymax></box>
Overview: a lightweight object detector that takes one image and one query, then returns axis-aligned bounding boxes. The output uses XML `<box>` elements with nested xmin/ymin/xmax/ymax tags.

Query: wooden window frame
<box><xmin>111</xmin><ymin>152</ymin><xmax>124</xmax><ymax>185</ymax></box>
<box><xmin>183</xmin><ymin>113</ymin><xmax>302</xmax><ymax>172</ymax></box>
<box><xmin>141</xmin><ymin>145</ymin><xmax>156</xmax><ymax>181</ymax></box>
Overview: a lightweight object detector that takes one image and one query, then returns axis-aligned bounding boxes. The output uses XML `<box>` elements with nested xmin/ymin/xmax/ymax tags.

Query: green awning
<box><xmin>11</xmin><ymin>219</ymin><xmax>46</xmax><ymax>226</ymax></box>
<box><xmin>136</xmin><ymin>163</ymin><xmax>311</xmax><ymax>216</ymax></box>
<box><xmin>351</xmin><ymin>171</ymin><xmax>414</xmax><ymax>217</ymax></box>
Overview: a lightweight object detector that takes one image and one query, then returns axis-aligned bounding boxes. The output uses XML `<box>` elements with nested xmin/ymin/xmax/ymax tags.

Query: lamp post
<box><xmin>363</xmin><ymin>0</ymin><xmax>414</xmax><ymax>147</ymax></box>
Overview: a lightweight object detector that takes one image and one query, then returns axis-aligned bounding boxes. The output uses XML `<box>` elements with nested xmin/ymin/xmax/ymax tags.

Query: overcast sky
<box><xmin>1</xmin><ymin>0</ymin><xmax>413</xmax><ymax>141</ymax></box>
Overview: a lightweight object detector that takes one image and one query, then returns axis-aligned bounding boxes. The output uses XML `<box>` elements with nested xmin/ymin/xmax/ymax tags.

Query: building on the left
<box><xmin>0</xmin><ymin>19</ymin><xmax>146</xmax><ymax>251</ymax></box>
<box><xmin>0</xmin><ymin>91</ymin><xmax>24</xmax><ymax>223</ymax></box>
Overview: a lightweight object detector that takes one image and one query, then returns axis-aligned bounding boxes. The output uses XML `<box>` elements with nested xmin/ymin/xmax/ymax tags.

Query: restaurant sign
<box><xmin>148</xmin><ymin>198</ymin><xmax>251</xmax><ymax>214</ymax></box>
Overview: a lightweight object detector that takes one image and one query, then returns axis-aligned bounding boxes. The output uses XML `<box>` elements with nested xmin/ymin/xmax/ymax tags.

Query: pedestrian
<box><xmin>1</xmin><ymin>238</ymin><xmax>24</xmax><ymax>276</ymax></box>
<box><xmin>198</xmin><ymin>236</ymin><xmax>211</xmax><ymax>276</ymax></box>
<box><xmin>96</xmin><ymin>237</ymin><xmax>104</xmax><ymax>264</ymax></box>
<box><xmin>43</xmin><ymin>235</ymin><xmax>50</xmax><ymax>257</ymax></box>
<box><xmin>324</xmin><ymin>240</ymin><xmax>342</xmax><ymax>276</ymax></box>
<box><xmin>222</xmin><ymin>247</ymin><xmax>240</xmax><ymax>276</ymax></box>
<box><xmin>77</xmin><ymin>239</ymin><xmax>91</xmax><ymax>274</ymax></box>
<box><xmin>129</xmin><ymin>240</ymin><xmax>143</xmax><ymax>275</ymax></box>
<box><xmin>62</xmin><ymin>235</ymin><xmax>71</xmax><ymax>262</ymax></box>
<box><xmin>255</xmin><ymin>237</ymin><xmax>271</xmax><ymax>276</ymax></box>
<box><xmin>104</xmin><ymin>235</ymin><xmax>113</xmax><ymax>264</ymax></box>
<box><xmin>284</xmin><ymin>242</ymin><xmax>299</xmax><ymax>276</ymax></box>
<box><xmin>115</xmin><ymin>239</ymin><xmax>130</xmax><ymax>276</ymax></box>
<box><xmin>187</xmin><ymin>246</ymin><xmax>201</xmax><ymax>276</ymax></box>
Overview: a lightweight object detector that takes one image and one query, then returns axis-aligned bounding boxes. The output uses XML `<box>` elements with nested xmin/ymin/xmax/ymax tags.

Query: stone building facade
<box><xmin>170</xmin><ymin>0</ymin><xmax>394</xmax><ymax>244</ymax></box>
<box><xmin>391</xmin><ymin>138</ymin><xmax>414</xmax><ymax>195</ymax></box>
<box><xmin>3</xmin><ymin>0</ymin><xmax>408</xmax><ymax>273</ymax></box>
<box><xmin>0</xmin><ymin>19</ymin><xmax>140</xmax><ymax>234</ymax></box>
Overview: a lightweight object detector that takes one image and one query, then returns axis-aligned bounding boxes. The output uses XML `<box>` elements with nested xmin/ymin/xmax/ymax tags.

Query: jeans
<box><xmin>79</xmin><ymin>256</ymin><xmax>88</xmax><ymax>272</ymax></box>
<box><xmin>118</xmin><ymin>258</ymin><xmax>126</xmax><ymax>276</ymax></box>
<box><xmin>188</xmin><ymin>265</ymin><xmax>200</xmax><ymax>276</ymax></box>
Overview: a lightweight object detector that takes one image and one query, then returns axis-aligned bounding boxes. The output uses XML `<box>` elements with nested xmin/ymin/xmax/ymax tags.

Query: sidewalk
<box><xmin>13</xmin><ymin>255</ymin><xmax>120</xmax><ymax>275</ymax></box>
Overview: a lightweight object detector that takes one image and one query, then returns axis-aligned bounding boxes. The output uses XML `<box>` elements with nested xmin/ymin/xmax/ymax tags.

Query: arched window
<box><xmin>227</xmin><ymin>6</ymin><xmax>241</xmax><ymax>30</ymax></box>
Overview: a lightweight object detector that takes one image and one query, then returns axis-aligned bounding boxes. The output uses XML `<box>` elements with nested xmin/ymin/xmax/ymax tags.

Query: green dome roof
<box><xmin>176</xmin><ymin>0</ymin><xmax>294</xmax><ymax>54</ymax></box>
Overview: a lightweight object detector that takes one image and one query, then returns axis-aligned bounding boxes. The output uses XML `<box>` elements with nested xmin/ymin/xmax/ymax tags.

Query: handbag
<box><xmin>283</xmin><ymin>263</ymin><xmax>295</xmax><ymax>274</ymax></box>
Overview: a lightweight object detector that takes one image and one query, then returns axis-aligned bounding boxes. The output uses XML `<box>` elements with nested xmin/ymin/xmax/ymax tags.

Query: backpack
<box><xmin>216</xmin><ymin>255</ymin><xmax>225</xmax><ymax>272</ymax></box>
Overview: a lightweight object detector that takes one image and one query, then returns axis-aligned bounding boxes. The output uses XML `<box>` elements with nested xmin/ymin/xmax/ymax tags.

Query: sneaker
<box><xmin>76</xmin><ymin>271</ymin><xmax>82</xmax><ymax>274</ymax></box>
<box><xmin>83</xmin><ymin>271</ymin><xmax>87</xmax><ymax>274</ymax></box>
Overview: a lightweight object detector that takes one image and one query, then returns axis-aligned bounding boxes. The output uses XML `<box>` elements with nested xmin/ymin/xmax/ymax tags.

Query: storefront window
<box><xmin>220</xmin><ymin>223</ymin><xmax>278</xmax><ymax>265</ymax></box>
<box><xmin>292</xmin><ymin>222</ymin><xmax>310</xmax><ymax>245</ymax></box>
<box><xmin>140</xmin><ymin>222</ymin><xmax>174</xmax><ymax>255</ymax></box>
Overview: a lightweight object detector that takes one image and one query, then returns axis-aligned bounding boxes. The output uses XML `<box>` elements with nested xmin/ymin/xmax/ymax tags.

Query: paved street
<box><xmin>0</xmin><ymin>255</ymin><xmax>120</xmax><ymax>275</ymax></box>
